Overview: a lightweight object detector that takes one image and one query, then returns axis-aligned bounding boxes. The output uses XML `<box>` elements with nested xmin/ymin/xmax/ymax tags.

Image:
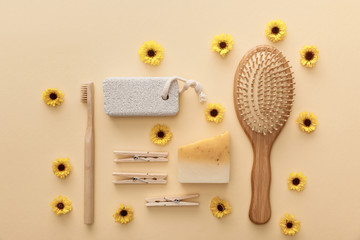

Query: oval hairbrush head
<box><xmin>233</xmin><ymin>45</ymin><xmax>295</xmax><ymax>224</ymax></box>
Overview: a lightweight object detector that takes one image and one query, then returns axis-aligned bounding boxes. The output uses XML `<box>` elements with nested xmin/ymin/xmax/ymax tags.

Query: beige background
<box><xmin>1</xmin><ymin>0</ymin><xmax>359</xmax><ymax>239</ymax></box>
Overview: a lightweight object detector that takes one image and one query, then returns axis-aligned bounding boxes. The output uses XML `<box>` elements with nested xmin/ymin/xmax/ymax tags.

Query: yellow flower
<box><xmin>296</xmin><ymin>111</ymin><xmax>318</xmax><ymax>133</ymax></box>
<box><xmin>288</xmin><ymin>172</ymin><xmax>307</xmax><ymax>191</ymax></box>
<box><xmin>138</xmin><ymin>40</ymin><xmax>164</xmax><ymax>66</ymax></box>
<box><xmin>265</xmin><ymin>20</ymin><xmax>287</xmax><ymax>42</ymax></box>
<box><xmin>300</xmin><ymin>45</ymin><xmax>319</xmax><ymax>68</ymax></box>
<box><xmin>150</xmin><ymin>124</ymin><xmax>172</xmax><ymax>146</ymax></box>
<box><xmin>113</xmin><ymin>204</ymin><xmax>134</xmax><ymax>224</ymax></box>
<box><xmin>205</xmin><ymin>103</ymin><xmax>225</xmax><ymax>123</ymax></box>
<box><xmin>210</xmin><ymin>197</ymin><xmax>232</xmax><ymax>219</ymax></box>
<box><xmin>42</xmin><ymin>88</ymin><xmax>64</xmax><ymax>107</ymax></box>
<box><xmin>280</xmin><ymin>214</ymin><xmax>301</xmax><ymax>236</ymax></box>
<box><xmin>52</xmin><ymin>158</ymin><xmax>72</xmax><ymax>178</ymax></box>
<box><xmin>51</xmin><ymin>195</ymin><xmax>72</xmax><ymax>215</ymax></box>
<box><xmin>211</xmin><ymin>34</ymin><xmax>234</xmax><ymax>57</ymax></box>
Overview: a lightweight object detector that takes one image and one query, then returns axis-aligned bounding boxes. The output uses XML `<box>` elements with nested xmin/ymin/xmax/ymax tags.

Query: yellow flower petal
<box><xmin>265</xmin><ymin>20</ymin><xmax>287</xmax><ymax>42</ymax></box>
<box><xmin>210</xmin><ymin>197</ymin><xmax>232</xmax><ymax>219</ymax></box>
<box><xmin>287</xmin><ymin>172</ymin><xmax>307</xmax><ymax>191</ymax></box>
<box><xmin>296</xmin><ymin>111</ymin><xmax>317</xmax><ymax>133</ymax></box>
<box><xmin>113</xmin><ymin>204</ymin><xmax>134</xmax><ymax>224</ymax></box>
<box><xmin>50</xmin><ymin>195</ymin><xmax>72</xmax><ymax>215</ymax></box>
<box><xmin>205</xmin><ymin>103</ymin><xmax>225</xmax><ymax>123</ymax></box>
<box><xmin>150</xmin><ymin>124</ymin><xmax>172</xmax><ymax>146</ymax></box>
<box><xmin>280</xmin><ymin>213</ymin><xmax>301</xmax><ymax>235</ymax></box>
<box><xmin>42</xmin><ymin>88</ymin><xmax>64</xmax><ymax>107</ymax></box>
<box><xmin>52</xmin><ymin>158</ymin><xmax>72</xmax><ymax>178</ymax></box>
<box><xmin>211</xmin><ymin>34</ymin><xmax>234</xmax><ymax>57</ymax></box>
<box><xmin>138</xmin><ymin>40</ymin><xmax>164</xmax><ymax>66</ymax></box>
<box><xmin>299</xmin><ymin>45</ymin><xmax>319</xmax><ymax>68</ymax></box>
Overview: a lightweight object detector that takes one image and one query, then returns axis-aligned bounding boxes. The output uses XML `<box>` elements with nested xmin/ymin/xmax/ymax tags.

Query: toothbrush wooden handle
<box><xmin>84</xmin><ymin>129</ymin><xmax>94</xmax><ymax>224</ymax></box>
<box><xmin>84</xmin><ymin>83</ymin><xmax>94</xmax><ymax>225</ymax></box>
<box><xmin>249</xmin><ymin>140</ymin><xmax>271</xmax><ymax>224</ymax></box>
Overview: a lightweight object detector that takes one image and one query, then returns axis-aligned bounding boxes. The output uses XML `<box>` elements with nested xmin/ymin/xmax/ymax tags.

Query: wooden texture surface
<box><xmin>84</xmin><ymin>82</ymin><xmax>95</xmax><ymax>224</ymax></box>
<box><xmin>234</xmin><ymin>45</ymin><xmax>294</xmax><ymax>224</ymax></box>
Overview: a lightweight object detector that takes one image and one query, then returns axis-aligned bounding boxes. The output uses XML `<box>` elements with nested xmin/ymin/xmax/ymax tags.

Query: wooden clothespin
<box><xmin>113</xmin><ymin>151</ymin><xmax>168</xmax><ymax>163</ymax></box>
<box><xmin>145</xmin><ymin>194</ymin><xmax>200</xmax><ymax>207</ymax></box>
<box><xmin>112</xmin><ymin>172</ymin><xmax>167</xmax><ymax>184</ymax></box>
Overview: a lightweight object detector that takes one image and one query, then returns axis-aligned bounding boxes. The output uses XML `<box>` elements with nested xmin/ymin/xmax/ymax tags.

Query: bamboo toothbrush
<box><xmin>233</xmin><ymin>45</ymin><xmax>295</xmax><ymax>224</ymax></box>
<box><xmin>81</xmin><ymin>82</ymin><xmax>95</xmax><ymax>225</ymax></box>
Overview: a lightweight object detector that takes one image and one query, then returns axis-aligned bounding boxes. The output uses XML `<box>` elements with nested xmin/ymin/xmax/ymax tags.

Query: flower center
<box><xmin>305</xmin><ymin>51</ymin><xmax>314</xmax><ymax>61</ymax></box>
<box><xmin>57</xmin><ymin>202</ymin><xmax>64</xmax><ymax>209</ymax></box>
<box><xmin>50</xmin><ymin>93</ymin><xmax>58</xmax><ymax>100</ymax></box>
<box><xmin>272</xmin><ymin>26</ymin><xmax>280</xmax><ymax>34</ymax></box>
<box><xmin>292</xmin><ymin>178</ymin><xmax>300</xmax><ymax>186</ymax></box>
<box><xmin>157</xmin><ymin>131</ymin><xmax>165</xmax><ymax>138</ymax></box>
<box><xmin>286</xmin><ymin>222</ymin><xmax>293</xmax><ymax>228</ymax></box>
<box><xmin>58</xmin><ymin>164</ymin><xmax>65</xmax><ymax>171</ymax></box>
<box><xmin>217</xmin><ymin>204</ymin><xmax>224</xmax><ymax>212</ymax></box>
<box><xmin>210</xmin><ymin>109</ymin><xmax>218</xmax><ymax>117</ymax></box>
<box><xmin>219</xmin><ymin>42</ymin><xmax>227</xmax><ymax>49</ymax></box>
<box><xmin>120</xmin><ymin>210</ymin><xmax>128</xmax><ymax>217</ymax></box>
<box><xmin>147</xmin><ymin>50</ymin><xmax>155</xmax><ymax>57</ymax></box>
<box><xmin>304</xmin><ymin>119</ymin><xmax>311</xmax><ymax>127</ymax></box>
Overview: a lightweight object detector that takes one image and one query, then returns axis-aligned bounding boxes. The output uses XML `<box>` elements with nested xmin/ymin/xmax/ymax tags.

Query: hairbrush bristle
<box><xmin>80</xmin><ymin>84</ymin><xmax>88</xmax><ymax>103</ymax></box>
<box><xmin>235</xmin><ymin>46</ymin><xmax>295</xmax><ymax>135</ymax></box>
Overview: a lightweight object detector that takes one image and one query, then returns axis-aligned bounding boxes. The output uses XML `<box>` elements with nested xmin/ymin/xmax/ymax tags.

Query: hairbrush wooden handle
<box><xmin>249</xmin><ymin>137</ymin><xmax>272</xmax><ymax>224</ymax></box>
<box><xmin>84</xmin><ymin>83</ymin><xmax>94</xmax><ymax>225</ymax></box>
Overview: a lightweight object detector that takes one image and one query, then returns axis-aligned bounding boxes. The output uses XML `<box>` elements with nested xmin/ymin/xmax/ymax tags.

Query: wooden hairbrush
<box><xmin>233</xmin><ymin>45</ymin><xmax>295</xmax><ymax>224</ymax></box>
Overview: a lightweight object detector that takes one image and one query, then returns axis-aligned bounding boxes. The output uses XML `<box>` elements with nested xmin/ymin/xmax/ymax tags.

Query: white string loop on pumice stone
<box><xmin>161</xmin><ymin>76</ymin><xmax>207</xmax><ymax>103</ymax></box>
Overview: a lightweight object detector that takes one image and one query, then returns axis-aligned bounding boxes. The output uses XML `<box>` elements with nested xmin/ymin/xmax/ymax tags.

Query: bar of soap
<box><xmin>178</xmin><ymin>131</ymin><xmax>230</xmax><ymax>183</ymax></box>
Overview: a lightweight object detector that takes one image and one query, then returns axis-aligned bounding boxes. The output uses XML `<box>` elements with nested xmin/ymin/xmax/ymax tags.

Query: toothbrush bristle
<box><xmin>81</xmin><ymin>84</ymin><xmax>88</xmax><ymax>103</ymax></box>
